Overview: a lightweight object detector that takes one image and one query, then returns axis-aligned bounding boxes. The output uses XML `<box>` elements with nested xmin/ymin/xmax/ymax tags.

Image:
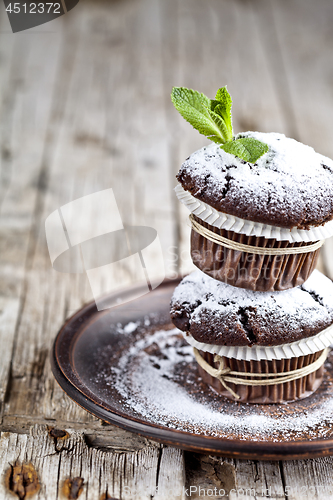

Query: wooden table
<box><xmin>1</xmin><ymin>0</ymin><xmax>333</xmax><ymax>498</ymax></box>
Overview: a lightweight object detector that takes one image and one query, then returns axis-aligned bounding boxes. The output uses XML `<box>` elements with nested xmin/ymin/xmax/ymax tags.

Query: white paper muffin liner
<box><xmin>175</xmin><ymin>184</ymin><xmax>333</xmax><ymax>243</ymax></box>
<box><xmin>182</xmin><ymin>323</ymin><xmax>333</xmax><ymax>361</ymax></box>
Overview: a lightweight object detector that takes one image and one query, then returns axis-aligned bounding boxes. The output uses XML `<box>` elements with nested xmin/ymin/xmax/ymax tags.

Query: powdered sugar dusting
<box><xmin>170</xmin><ymin>270</ymin><xmax>333</xmax><ymax>346</ymax></box>
<box><xmin>177</xmin><ymin>132</ymin><xmax>333</xmax><ymax>229</ymax></box>
<box><xmin>107</xmin><ymin>327</ymin><xmax>333</xmax><ymax>441</ymax></box>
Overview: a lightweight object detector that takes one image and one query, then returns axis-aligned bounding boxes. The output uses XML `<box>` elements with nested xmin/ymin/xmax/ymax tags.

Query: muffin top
<box><xmin>170</xmin><ymin>270</ymin><xmax>333</xmax><ymax>347</ymax></box>
<box><xmin>177</xmin><ymin>132</ymin><xmax>333</xmax><ymax>230</ymax></box>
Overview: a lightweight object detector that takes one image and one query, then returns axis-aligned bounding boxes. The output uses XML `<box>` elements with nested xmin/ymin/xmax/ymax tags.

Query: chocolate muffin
<box><xmin>171</xmin><ymin>269</ymin><xmax>333</xmax><ymax>347</ymax></box>
<box><xmin>170</xmin><ymin>270</ymin><xmax>333</xmax><ymax>403</ymax></box>
<box><xmin>177</xmin><ymin>132</ymin><xmax>333</xmax><ymax>230</ymax></box>
<box><xmin>176</xmin><ymin>132</ymin><xmax>333</xmax><ymax>291</ymax></box>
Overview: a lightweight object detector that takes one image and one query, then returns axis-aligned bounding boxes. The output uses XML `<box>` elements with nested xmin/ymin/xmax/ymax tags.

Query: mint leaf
<box><xmin>207</xmin><ymin>108</ymin><xmax>233</xmax><ymax>144</ymax></box>
<box><xmin>212</xmin><ymin>86</ymin><xmax>233</xmax><ymax>138</ymax></box>
<box><xmin>221</xmin><ymin>137</ymin><xmax>269</xmax><ymax>163</ymax></box>
<box><xmin>171</xmin><ymin>87</ymin><xmax>230</xmax><ymax>144</ymax></box>
<box><xmin>171</xmin><ymin>86</ymin><xmax>269</xmax><ymax>163</ymax></box>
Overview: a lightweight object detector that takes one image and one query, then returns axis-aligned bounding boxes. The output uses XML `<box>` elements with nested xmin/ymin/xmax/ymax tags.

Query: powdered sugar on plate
<box><xmin>107</xmin><ymin>326</ymin><xmax>333</xmax><ymax>442</ymax></box>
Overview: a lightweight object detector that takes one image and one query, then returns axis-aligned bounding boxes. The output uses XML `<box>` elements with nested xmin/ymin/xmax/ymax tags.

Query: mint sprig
<box><xmin>171</xmin><ymin>86</ymin><xmax>269</xmax><ymax>163</ymax></box>
<box><xmin>221</xmin><ymin>137</ymin><xmax>269</xmax><ymax>163</ymax></box>
<box><xmin>170</xmin><ymin>87</ymin><xmax>232</xmax><ymax>144</ymax></box>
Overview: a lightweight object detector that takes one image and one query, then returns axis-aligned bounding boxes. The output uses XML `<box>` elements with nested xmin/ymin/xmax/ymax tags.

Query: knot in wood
<box><xmin>5</xmin><ymin>462</ymin><xmax>40</xmax><ymax>499</ymax></box>
<box><xmin>63</xmin><ymin>477</ymin><xmax>84</xmax><ymax>499</ymax></box>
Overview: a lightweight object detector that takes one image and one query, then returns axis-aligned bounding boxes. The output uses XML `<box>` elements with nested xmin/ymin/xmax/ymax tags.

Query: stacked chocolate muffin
<box><xmin>170</xmin><ymin>118</ymin><xmax>333</xmax><ymax>402</ymax></box>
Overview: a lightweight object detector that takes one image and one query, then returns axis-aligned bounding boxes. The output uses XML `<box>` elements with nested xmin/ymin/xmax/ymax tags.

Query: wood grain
<box><xmin>0</xmin><ymin>425</ymin><xmax>185</xmax><ymax>500</ymax></box>
<box><xmin>0</xmin><ymin>0</ymin><xmax>333</xmax><ymax>498</ymax></box>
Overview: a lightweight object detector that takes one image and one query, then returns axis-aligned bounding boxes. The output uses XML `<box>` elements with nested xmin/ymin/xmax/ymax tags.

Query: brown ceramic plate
<box><xmin>51</xmin><ymin>279</ymin><xmax>333</xmax><ymax>460</ymax></box>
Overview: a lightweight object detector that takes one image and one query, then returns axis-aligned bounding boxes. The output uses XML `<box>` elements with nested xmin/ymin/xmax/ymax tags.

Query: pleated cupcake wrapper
<box><xmin>182</xmin><ymin>323</ymin><xmax>333</xmax><ymax>361</ymax></box>
<box><xmin>175</xmin><ymin>184</ymin><xmax>333</xmax><ymax>243</ymax></box>
<box><xmin>198</xmin><ymin>349</ymin><xmax>324</xmax><ymax>403</ymax></box>
<box><xmin>190</xmin><ymin>216</ymin><xmax>320</xmax><ymax>291</ymax></box>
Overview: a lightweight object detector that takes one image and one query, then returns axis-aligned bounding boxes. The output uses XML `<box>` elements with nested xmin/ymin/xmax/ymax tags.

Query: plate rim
<box><xmin>51</xmin><ymin>279</ymin><xmax>333</xmax><ymax>461</ymax></box>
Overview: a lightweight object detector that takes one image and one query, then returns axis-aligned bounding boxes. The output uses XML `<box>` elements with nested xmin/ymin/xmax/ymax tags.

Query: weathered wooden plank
<box><xmin>184</xmin><ymin>453</ymin><xmax>236</xmax><ymax>499</ymax></box>
<box><xmin>0</xmin><ymin>11</ymin><xmax>16</xmax><ymax>209</ymax></box>
<box><xmin>1</xmin><ymin>417</ymin><xmax>154</xmax><ymax>453</ymax></box>
<box><xmin>269</xmin><ymin>0</ymin><xmax>333</xmax><ymax>156</ymax></box>
<box><xmin>0</xmin><ymin>428</ymin><xmax>59</xmax><ymax>500</ymax></box>
<box><xmin>281</xmin><ymin>458</ymin><xmax>333</xmax><ymax>500</ymax></box>
<box><xmin>0</xmin><ymin>297</ymin><xmax>19</xmax><ymax>402</ymax></box>
<box><xmin>0</xmin><ymin>6</ymin><xmax>88</xmax><ymax>424</ymax></box>
<box><xmin>229</xmin><ymin>459</ymin><xmax>284</xmax><ymax>500</ymax></box>
<box><xmin>2</xmin><ymin>418</ymin><xmax>157</xmax><ymax>453</ymax></box>
<box><xmin>184</xmin><ymin>454</ymin><xmax>333</xmax><ymax>499</ymax></box>
<box><xmin>1</xmin><ymin>0</ymin><xmax>333</xmax><ymax>497</ymax></box>
<box><xmin>154</xmin><ymin>446</ymin><xmax>185</xmax><ymax>500</ymax></box>
<box><xmin>2</xmin><ymin>0</ymin><xmax>178</xmax><ymax>427</ymax></box>
<box><xmin>0</xmin><ymin>2</ymin><xmax>183</xmax><ymax>474</ymax></box>
<box><xmin>0</xmin><ymin>21</ymin><xmax>64</xmax><ymax>418</ymax></box>
<box><xmin>0</xmin><ymin>426</ymin><xmax>185</xmax><ymax>500</ymax></box>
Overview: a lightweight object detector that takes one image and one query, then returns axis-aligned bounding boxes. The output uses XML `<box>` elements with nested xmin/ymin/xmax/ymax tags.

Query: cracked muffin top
<box><xmin>176</xmin><ymin>132</ymin><xmax>333</xmax><ymax>230</ymax></box>
<box><xmin>170</xmin><ymin>270</ymin><xmax>333</xmax><ymax>347</ymax></box>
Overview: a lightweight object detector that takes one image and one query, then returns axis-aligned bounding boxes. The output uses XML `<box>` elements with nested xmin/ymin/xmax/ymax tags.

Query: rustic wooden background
<box><xmin>1</xmin><ymin>0</ymin><xmax>333</xmax><ymax>498</ymax></box>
